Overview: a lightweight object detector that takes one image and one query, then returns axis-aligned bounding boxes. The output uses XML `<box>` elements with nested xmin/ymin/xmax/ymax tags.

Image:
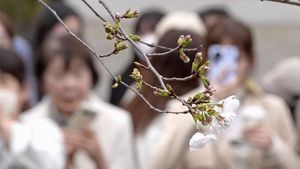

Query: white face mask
<box><xmin>135</xmin><ymin>34</ymin><xmax>157</xmax><ymax>60</ymax></box>
<box><xmin>0</xmin><ymin>89</ymin><xmax>18</xmax><ymax>115</ymax></box>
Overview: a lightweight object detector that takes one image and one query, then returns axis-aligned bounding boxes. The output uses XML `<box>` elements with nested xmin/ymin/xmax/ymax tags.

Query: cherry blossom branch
<box><xmin>119</xmin><ymin>81</ymin><xmax>189</xmax><ymax>114</ymax></box>
<box><xmin>261</xmin><ymin>0</ymin><xmax>300</xmax><ymax>6</ymax></box>
<box><xmin>38</xmin><ymin>0</ymin><xmax>191</xmax><ymax>115</ymax></box>
<box><xmin>97</xmin><ymin>0</ymin><xmax>169</xmax><ymax>90</ymax></box>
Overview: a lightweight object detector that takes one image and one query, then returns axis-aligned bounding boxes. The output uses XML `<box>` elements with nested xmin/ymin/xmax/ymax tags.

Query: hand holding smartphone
<box><xmin>68</xmin><ymin>101</ymin><xmax>97</xmax><ymax>130</ymax></box>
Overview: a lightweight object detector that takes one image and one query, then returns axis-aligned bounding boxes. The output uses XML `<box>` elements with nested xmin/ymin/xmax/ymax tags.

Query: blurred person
<box><xmin>0</xmin><ymin>47</ymin><xmax>64</xmax><ymax>169</ymax></box>
<box><xmin>198</xmin><ymin>6</ymin><xmax>230</xmax><ymax>30</ymax></box>
<box><xmin>23</xmin><ymin>35</ymin><xmax>135</xmax><ymax>169</ymax></box>
<box><xmin>176</xmin><ymin>18</ymin><xmax>299</xmax><ymax>169</ymax></box>
<box><xmin>33</xmin><ymin>1</ymin><xmax>83</xmax><ymax>54</ymax></box>
<box><xmin>32</xmin><ymin>1</ymin><xmax>83</xmax><ymax>101</ymax></box>
<box><xmin>262</xmin><ymin>56</ymin><xmax>300</xmax><ymax>153</ymax></box>
<box><xmin>0</xmin><ymin>10</ymin><xmax>37</xmax><ymax>107</ymax></box>
<box><xmin>110</xmin><ymin>9</ymin><xmax>165</xmax><ymax>106</ymax></box>
<box><xmin>123</xmin><ymin>12</ymin><xmax>206</xmax><ymax>169</ymax></box>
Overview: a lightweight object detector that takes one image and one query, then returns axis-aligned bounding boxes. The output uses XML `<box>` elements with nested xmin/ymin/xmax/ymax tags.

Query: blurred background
<box><xmin>1</xmin><ymin>0</ymin><xmax>300</xmax><ymax>100</ymax></box>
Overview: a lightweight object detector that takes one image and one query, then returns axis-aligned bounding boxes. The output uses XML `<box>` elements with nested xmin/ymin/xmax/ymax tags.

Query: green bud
<box><xmin>177</xmin><ymin>35</ymin><xmax>192</xmax><ymax>48</ymax></box>
<box><xmin>114</xmin><ymin>41</ymin><xmax>128</xmax><ymax>54</ymax></box>
<box><xmin>193</xmin><ymin>92</ymin><xmax>204</xmax><ymax>101</ymax></box>
<box><xmin>129</xmin><ymin>34</ymin><xmax>140</xmax><ymax>42</ymax></box>
<box><xmin>154</xmin><ymin>88</ymin><xmax>171</xmax><ymax>97</ymax></box>
<box><xmin>112</xmin><ymin>82</ymin><xmax>119</xmax><ymax>88</ymax></box>
<box><xmin>103</xmin><ymin>22</ymin><xmax>115</xmax><ymax>34</ymax></box>
<box><xmin>122</xmin><ymin>9</ymin><xmax>140</xmax><ymax>19</ymax></box>
<box><xmin>199</xmin><ymin>75</ymin><xmax>211</xmax><ymax>89</ymax></box>
<box><xmin>179</xmin><ymin>48</ymin><xmax>190</xmax><ymax>63</ymax></box>
<box><xmin>130</xmin><ymin>68</ymin><xmax>143</xmax><ymax>91</ymax></box>
<box><xmin>106</xmin><ymin>34</ymin><xmax>114</xmax><ymax>40</ymax></box>
<box><xmin>191</xmin><ymin>56</ymin><xmax>201</xmax><ymax>73</ymax></box>
<box><xmin>166</xmin><ymin>84</ymin><xmax>173</xmax><ymax>93</ymax></box>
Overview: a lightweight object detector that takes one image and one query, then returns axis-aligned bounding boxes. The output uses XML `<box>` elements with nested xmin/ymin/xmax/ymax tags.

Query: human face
<box><xmin>42</xmin><ymin>56</ymin><xmax>92</xmax><ymax>115</ymax></box>
<box><xmin>0</xmin><ymin>22</ymin><xmax>11</xmax><ymax>49</ymax></box>
<box><xmin>0</xmin><ymin>72</ymin><xmax>25</xmax><ymax>116</ymax></box>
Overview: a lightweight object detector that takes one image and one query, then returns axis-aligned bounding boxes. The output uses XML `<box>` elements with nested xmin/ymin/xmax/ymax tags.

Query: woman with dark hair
<box><xmin>23</xmin><ymin>35</ymin><xmax>135</xmax><ymax>169</ymax></box>
<box><xmin>33</xmin><ymin>1</ymin><xmax>83</xmax><ymax>61</ymax></box>
<box><xmin>0</xmin><ymin>48</ymin><xmax>65</xmax><ymax>169</ymax></box>
<box><xmin>123</xmin><ymin>12</ymin><xmax>207</xmax><ymax>169</ymax></box>
<box><xmin>110</xmin><ymin>9</ymin><xmax>165</xmax><ymax>106</ymax></box>
<box><xmin>184</xmin><ymin>18</ymin><xmax>299</xmax><ymax>169</ymax></box>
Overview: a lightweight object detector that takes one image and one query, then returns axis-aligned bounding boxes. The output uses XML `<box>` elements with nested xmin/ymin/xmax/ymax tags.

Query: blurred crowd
<box><xmin>0</xmin><ymin>1</ymin><xmax>300</xmax><ymax>169</ymax></box>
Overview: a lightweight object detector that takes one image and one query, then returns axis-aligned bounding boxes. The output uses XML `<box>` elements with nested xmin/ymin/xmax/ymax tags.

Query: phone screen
<box><xmin>207</xmin><ymin>44</ymin><xmax>239</xmax><ymax>84</ymax></box>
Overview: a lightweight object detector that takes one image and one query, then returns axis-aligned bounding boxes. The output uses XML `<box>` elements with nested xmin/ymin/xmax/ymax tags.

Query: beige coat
<box><xmin>22</xmin><ymin>94</ymin><xmax>136</xmax><ymax>169</ymax></box>
<box><xmin>262</xmin><ymin>56</ymin><xmax>300</xmax><ymax>153</ymax></box>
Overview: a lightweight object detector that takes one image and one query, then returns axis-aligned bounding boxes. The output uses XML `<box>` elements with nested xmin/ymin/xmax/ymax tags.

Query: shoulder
<box><xmin>21</xmin><ymin>98</ymin><xmax>51</xmax><ymax>121</ymax></box>
<box><xmin>90</xmin><ymin>95</ymin><xmax>132</xmax><ymax>127</ymax></box>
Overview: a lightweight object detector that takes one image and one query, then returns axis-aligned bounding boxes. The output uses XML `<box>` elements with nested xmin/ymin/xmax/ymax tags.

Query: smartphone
<box><xmin>207</xmin><ymin>44</ymin><xmax>239</xmax><ymax>84</ymax></box>
<box><xmin>68</xmin><ymin>103</ymin><xmax>97</xmax><ymax>130</ymax></box>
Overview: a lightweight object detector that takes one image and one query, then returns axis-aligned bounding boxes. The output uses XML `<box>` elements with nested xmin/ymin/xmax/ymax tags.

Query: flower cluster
<box><xmin>189</xmin><ymin>95</ymin><xmax>240</xmax><ymax>150</ymax></box>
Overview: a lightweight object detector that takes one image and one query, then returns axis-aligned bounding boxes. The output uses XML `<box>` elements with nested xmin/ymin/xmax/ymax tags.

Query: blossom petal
<box><xmin>189</xmin><ymin>132</ymin><xmax>217</xmax><ymax>150</ymax></box>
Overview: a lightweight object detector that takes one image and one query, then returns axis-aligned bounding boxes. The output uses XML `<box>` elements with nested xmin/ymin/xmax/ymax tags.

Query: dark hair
<box><xmin>33</xmin><ymin>2</ymin><xmax>81</xmax><ymax>52</ymax></box>
<box><xmin>198</xmin><ymin>7</ymin><xmax>230</xmax><ymax>21</ymax></box>
<box><xmin>151</xmin><ymin>30</ymin><xmax>203</xmax><ymax>95</ymax></box>
<box><xmin>35</xmin><ymin>35</ymin><xmax>99</xmax><ymax>90</ymax></box>
<box><xmin>0</xmin><ymin>47</ymin><xmax>25</xmax><ymax>84</ymax></box>
<box><xmin>125</xmin><ymin>30</ymin><xmax>204</xmax><ymax>133</ymax></box>
<box><xmin>0</xmin><ymin>10</ymin><xmax>14</xmax><ymax>39</ymax></box>
<box><xmin>134</xmin><ymin>9</ymin><xmax>165</xmax><ymax>35</ymax></box>
<box><xmin>204</xmin><ymin>18</ymin><xmax>254</xmax><ymax>63</ymax></box>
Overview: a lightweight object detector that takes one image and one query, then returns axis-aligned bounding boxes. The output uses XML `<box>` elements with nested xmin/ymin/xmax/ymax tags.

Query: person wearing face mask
<box><xmin>22</xmin><ymin>35</ymin><xmax>136</xmax><ymax>169</ymax></box>
<box><xmin>167</xmin><ymin>17</ymin><xmax>299</xmax><ymax>169</ymax></box>
<box><xmin>0</xmin><ymin>47</ymin><xmax>65</xmax><ymax>169</ymax></box>
<box><xmin>109</xmin><ymin>9</ymin><xmax>165</xmax><ymax>106</ymax></box>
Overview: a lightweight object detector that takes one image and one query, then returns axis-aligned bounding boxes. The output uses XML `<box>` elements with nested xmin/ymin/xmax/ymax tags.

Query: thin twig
<box><xmin>147</xmin><ymin>46</ymin><xmax>179</xmax><ymax>57</ymax></box>
<box><xmin>38</xmin><ymin>0</ymin><xmax>190</xmax><ymax>115</ymax></box>
<box><xmin>97</xmin><ymin>0</ymin><xmax>168</xmax><ymax>90</ymax></box>
<box><xmin>138</xmin><ymin>39</ymin><xmax>200</xmax><ymax>52</ymax></box>
<box><xmin>261</xmin><ymin>0</ymin><xmax>300</xmax><ymax>6</ymax></box>
<box><xmin>162</xmin><ymin>73</ymin><xmax>198</xmax><ymax>82</ymax></box>
<box><xmin>120</xmin><ymin>81</ymin><xmax>189</xmax><ymax>114</ymax></box>
<box><xmin>142</xmin><ymin>81</ymin><xmax>158</xmax><ymax>91</ymax></box>
<box><xmin>81</xmin><ymin>0</ymin><xmax>107</xmax><ymax>22</ymax></box>
<box><xmin>38</xmin><ymin>0</ymin><xmax>116</xmax><ymax>78</ymax></box>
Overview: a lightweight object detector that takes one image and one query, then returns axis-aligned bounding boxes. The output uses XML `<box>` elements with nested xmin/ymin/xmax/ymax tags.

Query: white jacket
<box><xmin>0</xmin><ymin>118</ymin><xmax>65</xmax><ymax>169</ymax></box>
<box><xmin>22</xmin><ymin>94</ymin><xmax>136</xmax><ymax>169</ymax></box>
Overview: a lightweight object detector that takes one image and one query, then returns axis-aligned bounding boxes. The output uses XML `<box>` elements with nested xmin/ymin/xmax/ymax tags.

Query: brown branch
<box><xmin>120</xmin><ymin>81</ymin><xmax>189</xmax><ymax>114</ymax></box>
<box><xmin>147</xmin><ymin>46</ymin><xmax>180</xmax><ymax>57</ymax></box>
<box><xmin>138</xmin><ymin>39</ymin><xmax>200</xmax><ymax>52</ymax></box>
<box><xmin>38</xmin><ymin>0</ymin><xmax>117</xmax><ymax>81</ymax></box>
<box><xmin>38</xmin><ymin>0</ymin><xmax>191</xmax><ymax>115</ymax></box>
<box><xmin>142</xmin><ymin>81</ymin><xmax>158</xmax><ymax>91</ymax></box>
<box><xmin>162</xmin><ymin>73</ymin><xmax>198</xmax><ymax>82</ymax></box>
<box><xmin>261</xmin><ymin>0</ymin><xmax>300</xmax><ymax>6</ymax></box>
<box><xmin>97</xmin><ymin>0</ymin><xmax>168</xmax><ymax>90</ymax></box>
<box><xmin>81</xmin><ymin>0</ymin><xmax>107</xmax><ymax>22</ymax></box>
